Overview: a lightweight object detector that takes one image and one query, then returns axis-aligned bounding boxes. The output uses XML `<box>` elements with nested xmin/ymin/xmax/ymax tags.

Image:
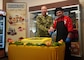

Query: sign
<box><xmin>6</xmin><ymin>3</ymin><xmax>27</xmax><ymax>52</ymax></box>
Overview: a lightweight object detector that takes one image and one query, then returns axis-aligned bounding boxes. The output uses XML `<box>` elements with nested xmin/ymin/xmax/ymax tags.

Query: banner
<box><xmin>6</xmin><ymin>2</ymin><xmax>27</xmax><ymax>41</ymax></box>
<box><xmin>6</xmin><ymin>3</ymin><xmax>27</xmax><ymax>52</ymax></box>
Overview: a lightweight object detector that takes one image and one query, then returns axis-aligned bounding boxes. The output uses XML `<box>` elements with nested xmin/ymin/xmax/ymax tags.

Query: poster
<box><xmin>6</xmin><ymin>3</ymin><xmax>27</xmax><ymax>52</ymax></box>
<box><xmin>71</xmin><ymin>42</ymin><xmax>81</xmax><ymax>57</ymax></box>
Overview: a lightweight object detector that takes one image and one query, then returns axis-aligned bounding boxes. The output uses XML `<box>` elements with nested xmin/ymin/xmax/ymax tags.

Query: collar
<box><xmin>56</xmin><ymin>16</ymin><xmax>64</xmax><ymax>22</ymax></box>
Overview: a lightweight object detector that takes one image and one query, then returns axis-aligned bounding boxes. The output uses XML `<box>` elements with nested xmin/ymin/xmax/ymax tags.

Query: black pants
<box><xmin>65</xmin><ymin>42</ymin><xmax>71</xmax><ymax>60</ymax></box>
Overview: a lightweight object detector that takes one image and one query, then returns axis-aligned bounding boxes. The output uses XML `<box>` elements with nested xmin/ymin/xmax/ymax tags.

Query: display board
<box><xmin>6</xmin><ymin>3</ymin><xmax>27</xmax><ymax>52</ymax></box>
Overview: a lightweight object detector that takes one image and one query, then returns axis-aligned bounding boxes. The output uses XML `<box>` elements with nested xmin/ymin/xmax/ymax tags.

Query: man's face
<box><xmin>41</xmin><ymin>6</ymin><xmax>47</xmax><ymax>16</ymax></box>
<box><xmin>56</xmin><ymin>10</ymin><xmax>64</xmax><ymax>17</ymax></box>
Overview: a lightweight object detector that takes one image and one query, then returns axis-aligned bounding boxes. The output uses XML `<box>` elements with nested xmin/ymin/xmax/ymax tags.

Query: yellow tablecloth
<box><xmin>8</xmin><ymin>45</ymin><xmax>65</xmax><ymax>60</ymax></box>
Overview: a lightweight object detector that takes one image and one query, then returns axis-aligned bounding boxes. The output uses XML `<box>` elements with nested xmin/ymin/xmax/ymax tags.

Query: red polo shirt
<box><xmin>53</xmin><ymin>16</ymin><xmax>73</xmax><ymax>32</ymax></box>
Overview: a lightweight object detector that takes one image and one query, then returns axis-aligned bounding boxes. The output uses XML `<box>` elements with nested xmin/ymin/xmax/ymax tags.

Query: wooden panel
<box><xmin>29</xmin><ymin>0</ymin><xmax>79</xmax><ymax>11</ymax></box>
<box><xmin>3</xmin><ymin>0</ymin><xmax>13</xmax><ymax>11</ymax></box>
<box><xmin>0</xmin><ymin>49</ymin><xmax>5</xmax><ymax>58</ymax></box>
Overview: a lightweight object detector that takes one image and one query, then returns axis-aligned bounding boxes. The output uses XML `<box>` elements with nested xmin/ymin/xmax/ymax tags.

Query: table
<box><xmin>8</xmin><ymin>45</ymin><xmax>65</xmax><ymax>60</ymax></box>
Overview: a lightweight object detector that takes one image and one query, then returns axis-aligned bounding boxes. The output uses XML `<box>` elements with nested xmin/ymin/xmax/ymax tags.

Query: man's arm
<box><xmin>66</xmin><ymin>16</ymin><xmax>73</xmax><ymax>42</ymax></box>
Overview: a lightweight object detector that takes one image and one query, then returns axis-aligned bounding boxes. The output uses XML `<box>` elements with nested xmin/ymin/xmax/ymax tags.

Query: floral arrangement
<box><xmin>8</xmin><ymin>39</ymin><xmax>64</xmax><ymax>47</ymax></box>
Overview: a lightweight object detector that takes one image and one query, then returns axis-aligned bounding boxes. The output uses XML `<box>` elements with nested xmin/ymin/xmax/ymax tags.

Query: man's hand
<box><xmin>48</xmin><ymin>27</ymin><xmax>54</xmax><ymax>33</ymax></box>
<box><xmin>49</xmin><ymin>31</ymin><xmax>54</xmax><ymax>35</ymax></box>
<box><xmin>66</xmin><ymin>37</ymin><xmax>70</xmax><ymax>43</ymax></box>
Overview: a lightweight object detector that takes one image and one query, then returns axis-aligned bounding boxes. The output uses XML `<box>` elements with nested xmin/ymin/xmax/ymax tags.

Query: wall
<box><xmin>79</xmin><ymin>0</ymin><xmax>84</xmax><ymax>59</ymax></box>
<box><xmin>0</xmin><ymin>0</ymin><xmax>3</xmax><ymax>10</ymax></box>
<box><xmin>14</xmin><ymin>0</ymin><xmax>66</xmax><ymax>7</ymax></box>
<box><xmin>26</xmin><ymin>0</ymin><xmax>66</xmax><ymax>7</ymax></box>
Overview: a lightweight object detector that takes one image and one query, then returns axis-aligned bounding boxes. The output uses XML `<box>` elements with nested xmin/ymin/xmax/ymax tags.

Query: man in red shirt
<box><xmin>53</xmin><ymin>12</ymin><xmax>73</xmax><ymax>42</ymax></box>
<box><xmin>48</xmin><ymin>7</ymin><xmax>73</xmax><ymax>60</ymax></box>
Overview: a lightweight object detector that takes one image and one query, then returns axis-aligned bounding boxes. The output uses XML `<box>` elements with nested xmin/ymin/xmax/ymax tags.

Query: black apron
<box><xmin>56</xmin><ymin>20</ymin><xmax>68</xmax><ymax>42</ymax></box>
<box><xmin>56</xmin><ymin>19</ymin><xmax>71</xmax><ymax>60</ymax></box>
